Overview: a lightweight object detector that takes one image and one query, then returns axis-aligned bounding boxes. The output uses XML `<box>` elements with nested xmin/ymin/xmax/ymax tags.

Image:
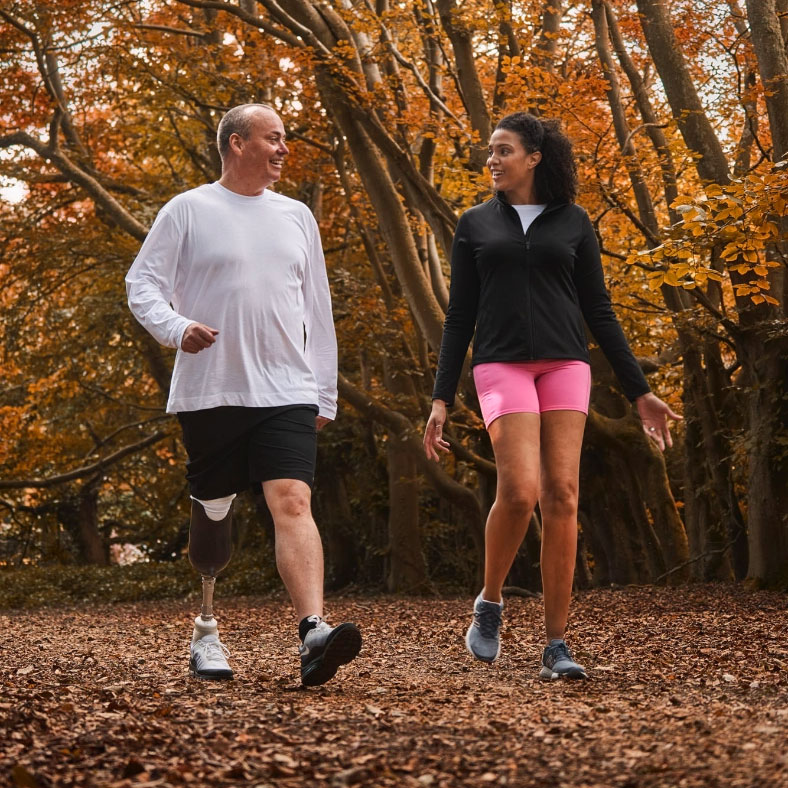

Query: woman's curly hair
<box><xmin>494</xmin><ymin>112</ymin><xmax>578</xmax><ymax>204</ymax></box>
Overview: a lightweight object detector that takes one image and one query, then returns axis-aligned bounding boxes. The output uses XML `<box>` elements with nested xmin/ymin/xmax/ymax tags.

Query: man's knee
<box><xmin>188</xmin><ymin>496</ymin><xmax>234</xmax><ymax>576</ymax></box>
<box><xmin>265</xmin><ymin>480</ymin><xmax>312</xmax><ymax>521</ymax></box>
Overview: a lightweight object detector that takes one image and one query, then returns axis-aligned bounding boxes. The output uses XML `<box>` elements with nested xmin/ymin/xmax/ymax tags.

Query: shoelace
<box><xmin>195</xmin><ymin>639</ymin><xmax>230</xmax><ymax>663</ymax></box>
<box><xmin>476</xmin><ymin>606</ymin><xmax>502</xmax><ymax>639</ymax></box>
<box><xmin>545</xmin><ymin>641</ymin><xmax>571</xmax><ymax>666</ymax></box>
<box><xmin>299</xmin><ymin>622</ymin><xmax>332</xmax><ymax>656</ymax></box>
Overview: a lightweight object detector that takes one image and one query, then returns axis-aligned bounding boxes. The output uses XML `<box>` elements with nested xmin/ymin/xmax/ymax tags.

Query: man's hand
<box><xmin>181</xmin><ymin>323</ymin><xmax>219</xmax><ymax>354</ymax></box>
<box><xmin>316</xmin><ymin>416</ymin><xmax>331</xmax><ymax>431</ymax></box>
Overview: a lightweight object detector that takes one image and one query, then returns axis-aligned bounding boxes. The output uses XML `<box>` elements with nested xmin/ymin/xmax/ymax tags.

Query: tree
<box><xmin>1</xmin><ymin>1</ymin><xmax>783</xmax><ymax>587</ymax></box>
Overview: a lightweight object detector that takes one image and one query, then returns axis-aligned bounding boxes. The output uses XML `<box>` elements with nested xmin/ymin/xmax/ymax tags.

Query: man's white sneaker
<box><xmin>190</xmin><ymin>616</ymin><xmax>233</xmax><ymax>680</ymax></box>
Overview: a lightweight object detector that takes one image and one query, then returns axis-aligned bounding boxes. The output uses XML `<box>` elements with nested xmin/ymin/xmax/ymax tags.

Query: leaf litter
<box><xmin>1</xmin><ymin>585</ymin><xmax>786</xmax><ymax>787</ymax></box>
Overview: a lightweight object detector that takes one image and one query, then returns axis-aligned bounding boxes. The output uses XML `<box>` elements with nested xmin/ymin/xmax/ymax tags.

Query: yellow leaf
<box><xmin>663</xmin><ymin>270</ymin><xmax>680</xmax><ymax>287</ymax></box>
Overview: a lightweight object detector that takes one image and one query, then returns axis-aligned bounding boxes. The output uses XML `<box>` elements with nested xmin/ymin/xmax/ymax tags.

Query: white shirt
<box><xmin>125</xmin><ymin>182</ymin><xmax>338</xmax><ymax>418</ymax></box>
<box><xmin>512</xmin><ymin>203</ymin><xmax>546</xmax><ymax>234</ymax></box>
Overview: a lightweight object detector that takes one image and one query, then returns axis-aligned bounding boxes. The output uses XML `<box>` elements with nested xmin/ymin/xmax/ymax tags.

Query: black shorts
<box><xmin>177</xmin><ymin>405</ymin><xmax>318</xmax><ymax>500</ymax></box>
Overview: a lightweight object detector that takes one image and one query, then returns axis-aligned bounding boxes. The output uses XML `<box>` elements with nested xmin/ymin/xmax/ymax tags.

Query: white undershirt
<box><xmin>512</xmin><ymin>203</ymin><xmax>547</xmax><ymax>234</ymax></box>
<box><xmin>126</xmin><ymin>182</ymin><xmax>338</xmax><ymax>418</ymax></box>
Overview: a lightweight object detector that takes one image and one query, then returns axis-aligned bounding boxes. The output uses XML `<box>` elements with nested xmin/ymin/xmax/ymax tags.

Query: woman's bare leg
<box><xmin>482</xmin><ymin>412</ymin><xmax>541</xmax><ymax>602</ymax></box>
<box><xmin>538</xmin><ymin>410</ymin><xmax>586</xmax><ymax>642</ymax></box>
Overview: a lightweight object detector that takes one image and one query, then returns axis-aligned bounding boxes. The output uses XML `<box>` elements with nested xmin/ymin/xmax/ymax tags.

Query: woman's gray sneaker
<box><xmin>539</xmin><ymin>639</ymin><xmax>587</xmax><ymax>679</ymax></box>
<box><xmin>465</xmin><ymin>593</ymin><xmax>503</xmax><ymax>663</ymax></box>
<box><xmin>300</xmin><ymin>621</ymin><xmax>362</xmax><ymax>687</ymax></box>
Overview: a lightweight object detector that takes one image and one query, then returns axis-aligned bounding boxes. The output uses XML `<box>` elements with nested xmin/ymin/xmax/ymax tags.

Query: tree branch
<box><xmin>0</xmin><ymin>432</ymin><xmax>168</xmax><ymax>489</ymax></box>
<box><xmin>134</xmin><ymin>23</ymin><xmax>206</xmax><ymax>38</ymax></box>
<box><xmin>173</xmin><ymin>0</ymin><xmax>305</xmax><ymax>48</ymax></box>
<box><xmin>0</xmin><ymin>130</ymin><xmax>149</xmax><ymax>241</ymax></box>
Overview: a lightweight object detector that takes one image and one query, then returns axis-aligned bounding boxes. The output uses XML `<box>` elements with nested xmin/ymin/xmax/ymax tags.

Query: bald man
<box><xmin>126</xmin><ymin>104</ymin><xmax>361</xmax><ymax>687</ymax></box>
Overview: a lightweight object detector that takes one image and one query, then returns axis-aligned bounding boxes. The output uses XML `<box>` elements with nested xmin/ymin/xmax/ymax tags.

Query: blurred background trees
<box><xmin>1</xmin><ymin>0</ymin><xmax>785</xmax><ymax>590</ymax></box>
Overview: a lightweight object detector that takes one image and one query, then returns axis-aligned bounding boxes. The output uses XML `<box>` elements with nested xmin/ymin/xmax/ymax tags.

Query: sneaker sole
<box><xmin>301</xmin><ymin>623</ymin><xmax>362</xmax><ymax>687</ymax></box>
<box><xmin>189</xmin><ymin>657</ymin><xmax>233</xmax><ymax>681</ymax></box>
<box><xmin>465</xmin><ymin>623</ymin><xmax>500</xmax><ymax>664</ymax></box>
<box><xmin>539</xmin><ymin>665</ymin><xmax>588</xmax><ymax>680</ymax></box>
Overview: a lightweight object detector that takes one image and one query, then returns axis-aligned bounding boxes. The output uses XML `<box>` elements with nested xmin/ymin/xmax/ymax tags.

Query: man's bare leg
<box><xmin>263</xmin><ymin>479</ymin><xmax>324</xmax><ymax>621</ymax></box>
<box><xmin>263</xmin><ymin>479</ymin><xmax>361</xmax><ymax>686</ymax></box>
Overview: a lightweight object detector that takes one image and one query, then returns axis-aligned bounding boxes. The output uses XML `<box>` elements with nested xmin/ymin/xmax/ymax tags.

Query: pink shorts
<box><xmin>473</xmin><ymin>360</ymin><xmax>591</xmax><ymax>428</ymax></box>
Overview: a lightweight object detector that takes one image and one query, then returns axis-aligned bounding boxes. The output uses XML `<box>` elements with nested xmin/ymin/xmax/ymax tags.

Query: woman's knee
<box><xmin>495</xmin><ymin>483</ymin><xmax>539</xmax><ymax>516</ymax></box>
<box><xmin>540</xmin><ymin>482</ymin><xmax>579</xmax><ymax>517</ymax></box>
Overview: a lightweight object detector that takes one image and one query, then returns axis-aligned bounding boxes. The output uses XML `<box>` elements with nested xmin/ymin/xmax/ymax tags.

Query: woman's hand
<box><xmin>423</xmin><ymin>399</ymin><xmax>451</xmax><ymax>461</ymax></box>
<box><xmin>636</xmin><ymin>392</ymin><xmax>682</xmax><ymax>452</ymax></box>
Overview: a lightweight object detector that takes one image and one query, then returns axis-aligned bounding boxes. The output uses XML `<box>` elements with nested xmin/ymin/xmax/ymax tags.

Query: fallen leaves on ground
<box><xmin>2</xmin><ymin>585</ymin><xmax>786</xmax><ymax>787</ymax></box>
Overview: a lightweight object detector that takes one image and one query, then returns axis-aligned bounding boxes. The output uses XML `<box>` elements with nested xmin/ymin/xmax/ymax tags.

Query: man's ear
<box><xmin>229</xmin><ymin>132</ymin><xmax>245</xmax><ymax>155</ymax></box>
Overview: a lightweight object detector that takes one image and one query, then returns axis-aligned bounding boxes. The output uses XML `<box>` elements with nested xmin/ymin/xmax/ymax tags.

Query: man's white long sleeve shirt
<box><xmin>125</xmin><ymin>182</ymin><xmax>338</xmax><ymax>418</ymax></box>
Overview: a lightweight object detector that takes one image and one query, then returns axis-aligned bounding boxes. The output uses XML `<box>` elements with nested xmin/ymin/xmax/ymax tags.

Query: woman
<box><xmin>423</xmin><ymin>112</ymin><xmax>680</xmax><ymax>679</ymax></box>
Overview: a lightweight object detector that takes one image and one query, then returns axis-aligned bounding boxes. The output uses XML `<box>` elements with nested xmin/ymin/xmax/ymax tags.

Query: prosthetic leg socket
<box><xmin>188</xmin><ymin>499</ymin><xmax>233</xmax><ymax>622</ymax></box>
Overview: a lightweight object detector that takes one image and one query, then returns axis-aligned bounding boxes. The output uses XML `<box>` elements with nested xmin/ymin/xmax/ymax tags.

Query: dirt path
<box><xmin>2</xmin><ymin>586</ymin><xmax>786</xmax><ymax>787</ymax></box>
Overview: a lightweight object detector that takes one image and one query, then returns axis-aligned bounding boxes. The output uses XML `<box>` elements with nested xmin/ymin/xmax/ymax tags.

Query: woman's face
<box><xmin>486</xmin><ymin>129</ymin><xmax>542</xmax><ymax>195</ymax></box>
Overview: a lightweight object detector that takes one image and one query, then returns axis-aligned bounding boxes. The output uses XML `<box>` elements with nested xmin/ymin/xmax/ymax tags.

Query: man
<box><xmin>126</xmin><ymin>103</ymin><xmax>361</xmax><ymax>686</ymax></box>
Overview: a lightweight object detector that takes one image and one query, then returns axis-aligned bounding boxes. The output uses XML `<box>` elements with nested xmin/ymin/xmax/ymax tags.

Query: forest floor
<box><xmin>2</xmin><ymin>585</ymin><xmax>787</xmax><ymax>788</ymax></box>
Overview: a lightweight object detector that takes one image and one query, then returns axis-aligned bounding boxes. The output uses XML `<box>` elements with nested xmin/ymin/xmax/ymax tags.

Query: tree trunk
<box><xmin>57</xmin><ymin>481</ymin><xmax>108</xmax><ymax>565</ymax></box>
<box><xmin>383</xmin><ymin>358</ymin><xmax>430</xmax><ymax>592</ymax></box>
<box><xmin>635</xmin><ymin>0</ymin><xmax>730</xmax><ymax>184</ymax></box>
<box><xmin>745</xmin><ymin>0</ymin><xmax>788</xmax><ymax>161</ymax></box>
<box><xmin>740</xmin><ymin>332</ymin><xmax>788</xmax><ymax>584</ymax></box>
<box><xmin>318</xmin><ymin>77</ymin><xmax>447</xmax><ymax>351</ymax></box>
<box><xmin>636</xmin><ymin>0</ymin><xmax>787</xmax><ymax>584</ymax></box>
<box><xmin>582</xmin><ymin>352</ymin><xmax>689</xmax><ymax>584</ymax></box>
<box><xmin>435</xmin><ymin>0</ymin><xmax>491</xmax><ymax>171</ymax></box>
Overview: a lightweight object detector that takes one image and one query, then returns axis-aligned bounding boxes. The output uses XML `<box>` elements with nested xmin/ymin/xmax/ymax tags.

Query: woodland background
<box><xmin>1</xmin><ymin>0</ymin><xmax>787</xmax><ymax>597</ymax></box>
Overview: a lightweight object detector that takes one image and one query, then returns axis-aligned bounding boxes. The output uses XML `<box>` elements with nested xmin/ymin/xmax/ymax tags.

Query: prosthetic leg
<box><xmin>188</xmin><ymin>497</ymin><xmax>234</xmax><ymax>680</ymax></box>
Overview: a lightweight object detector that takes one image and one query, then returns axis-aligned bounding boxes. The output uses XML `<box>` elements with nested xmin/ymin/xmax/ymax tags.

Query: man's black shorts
<box><xmin>177</xmin><ymin>405</ymin><xmax>318</xmax><ymax>500</ymax></box>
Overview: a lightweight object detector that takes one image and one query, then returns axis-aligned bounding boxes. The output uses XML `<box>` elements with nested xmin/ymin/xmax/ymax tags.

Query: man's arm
<box><xmin>125</xmin><ymin>208</ymin><xmax>198</xmax><ymax>350</ymax></box>
<box><xmin>302</xmin><ymin>213</ymin><xmax>338</xmax><ymax>422</ymax></box>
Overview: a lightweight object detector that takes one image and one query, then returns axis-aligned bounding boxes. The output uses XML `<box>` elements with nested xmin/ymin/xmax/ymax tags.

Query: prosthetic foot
<box><xmin>188</xmin><ymin>498</ymin><xmax>234</xmax><ymax>680</ymax></box>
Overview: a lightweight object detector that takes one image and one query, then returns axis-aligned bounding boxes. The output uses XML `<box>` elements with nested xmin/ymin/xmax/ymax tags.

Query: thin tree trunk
<box><xmin>57</xmin><ymin>481</ymin><xmax>108</xmax><ymax>565</ymax></box>
<box><xmin>635</xmin><ymin>0</ymin><xmax>730</xmax><ymax>184</ymax></box>
<box><xmin>745</xmin><ymin>0</ymin><xmax>788</xmax><ymax>161</ymax></box>
<box><xmin>383</xmin><ymin>358</ymin><xmax>430</xmax><ymax>593</ymax></box>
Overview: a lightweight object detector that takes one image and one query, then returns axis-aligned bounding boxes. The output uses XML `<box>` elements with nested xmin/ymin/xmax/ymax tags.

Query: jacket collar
<box><xmin>492</xmin><ymin>191</ymin><xmax>568</xmax><ymax>213</ymax></box>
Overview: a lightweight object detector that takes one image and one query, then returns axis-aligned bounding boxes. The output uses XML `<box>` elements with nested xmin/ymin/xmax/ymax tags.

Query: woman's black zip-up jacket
<box><xmin>432</xmin><ymin>193</ymin><xmax>650</xmax><ymax>406</ymax></box>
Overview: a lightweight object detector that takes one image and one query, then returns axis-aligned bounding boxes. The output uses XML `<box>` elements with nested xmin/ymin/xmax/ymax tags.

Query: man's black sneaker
<box><xmin>539</xmin><ymin>638</ymin><xmax>587</xmax><ymax>680</ymax></box>
<box><xmin>299</xmin><ymin>620</ymin><xmax>361</xmax><ymax>687</ymax></box>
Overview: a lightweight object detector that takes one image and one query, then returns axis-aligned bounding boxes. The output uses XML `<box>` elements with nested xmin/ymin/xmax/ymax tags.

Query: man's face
<box><xmin>234</xmin><ymin>109</ymin><xmax>289</xmax><ymax>187</ymax></box>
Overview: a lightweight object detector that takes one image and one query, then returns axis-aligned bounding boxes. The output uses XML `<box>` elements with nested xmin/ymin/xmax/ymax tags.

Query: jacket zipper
<box><xmin>502</xmin><ymin>200</ymin><xmax>561</xmax><ymax>360</ymax></box>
